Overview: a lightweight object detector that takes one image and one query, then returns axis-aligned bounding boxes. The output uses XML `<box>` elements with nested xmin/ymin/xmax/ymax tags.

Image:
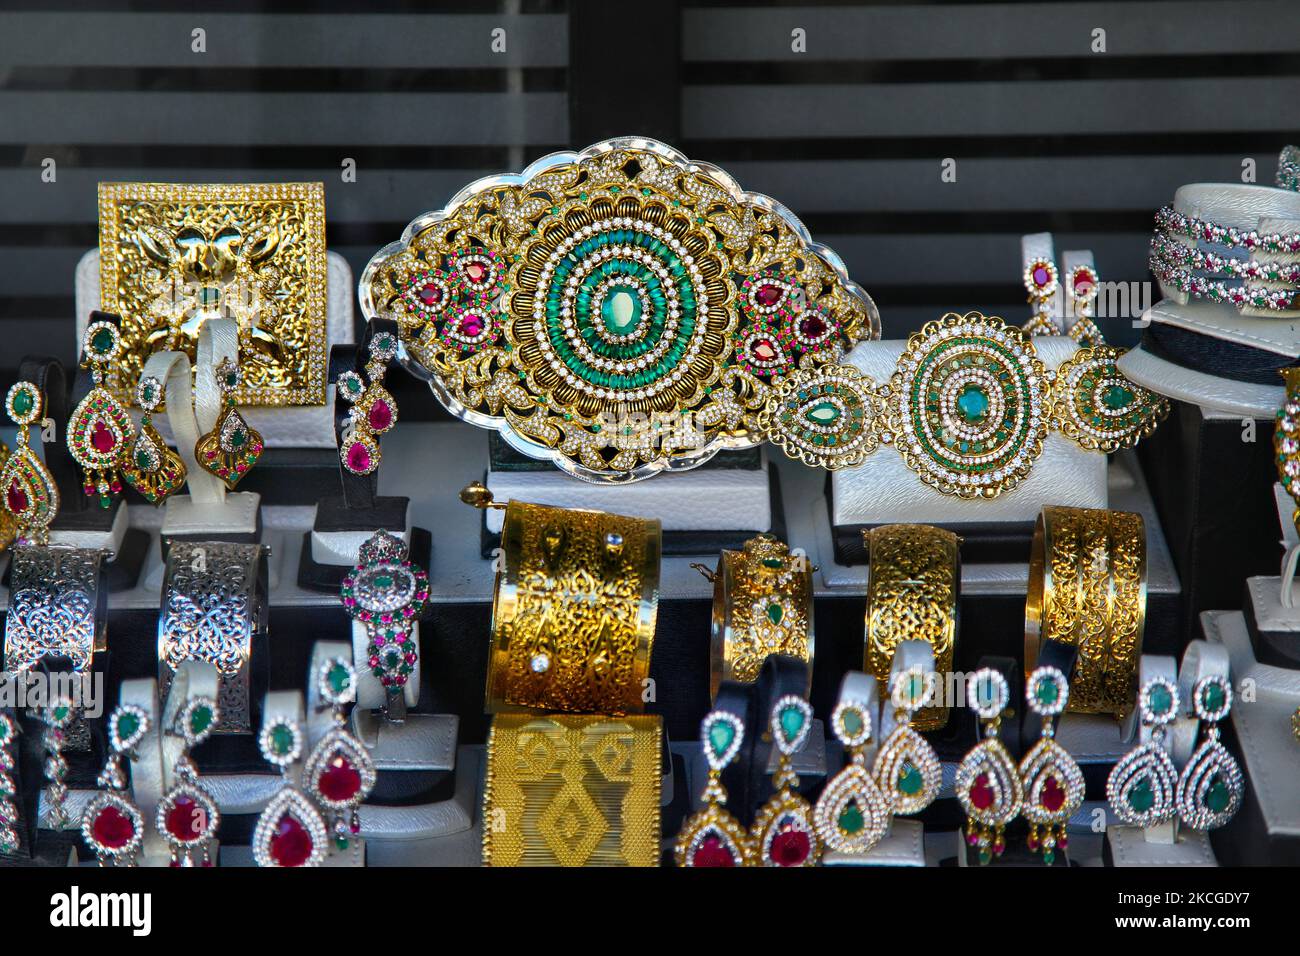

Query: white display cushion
<box><xmin>1118</xmin><ymin>342</ymin><xmax>1283</xmax><ymax>420</ymax></box>
<box><xmin>483</xmin><ymin>455</ymin><xmax>774</xmax><ymax>534</ymax></box>
<box><xmin>830</xmin><ymin>335</ymin><xmax>1106</xmax><ymax>527</ymax></box>
<box><xmin>75</xmin><ymin>248</ymin><xmax>353</xmax><ymax>448</ymax></box>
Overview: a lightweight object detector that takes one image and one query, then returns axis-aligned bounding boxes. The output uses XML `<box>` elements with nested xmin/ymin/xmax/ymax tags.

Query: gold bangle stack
<box><xmin>862</xmin><ymin>524</ymin><xmax>960</xmax><ymax>732</ymax></box>
<box><xmin>1024</xmin><ymin>506</ymin><xmax>1146</xmax><ymax>717</ymax></box>
<box><xmin>704</xmin><ymin>534</ymin><xmax>814</xmax><ymax>699</ymax></box>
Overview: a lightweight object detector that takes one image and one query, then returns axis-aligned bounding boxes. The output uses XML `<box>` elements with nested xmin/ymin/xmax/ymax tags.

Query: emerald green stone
<box><xmin>905</xmin><ymin>673</ymin><xmax>925</xmax><ymax>705</ymax></box>
<box><xmin>230</xmin><ymin>428</ymin><xmax>246</xmax><ymax>448</ymax></box>
<box><xmin>707</xmin><ymin>720</ymin><xmax>735</xmax><ymax>760</ymax></box>
<box><xmin>346</xmin><ymin>378</ymin><xmax>362</xmax><ymax>395</ymax></box>
<box><xmin>778</xmin><ymin>704</ymin><xmax>805</xmax><ymax>743</ymax></box>
<box><xmin>1035</xmin><ymin>677</ymin><xmax>1060</xmax><ymax>708</ymax></box>
<box><xmin>270</xmin><ymin>724</ymin><xmax>294</xmax><ymax>756</ymax></box>
<box><xmin>766</xmin><ymin>602</ymin><xmax>783</xmax><ymax>625</ymax></box>
<box><xmin>90</xmin><ymin>328</ymin><xmax>114</xmax><ymax>354</ymax></box>
<box><xmin>978</xmin><ymin>846</ymin><xmax>993</xmax><ymax>865</ymax></box>
<box><xmin>975</xmin><ymin>676</ymin><xmax>997</xmax><ymax>710</ymax></box>
<box><xmin>135</xmin><ymin>449</ymin><xmax>152</xmax><ymax>469</ymax></box>
<box><xmin>840</xmin><ymin>707</ymin><xmax>864</xmax><ymax>739</ymax></box>
<box><xmin>1204</xmin><ymin>776</ymin><xmax>1230</xmax><ymax>813</ymax></box>
<box><xmin>1127</xmin><ymin>776</ymin><xmax>1155</xmax><ymax>813</ymax></box>
<box><xmin>12</xmin><ymin>388</ymin><xmax>33</xmax><ymax>416</ymax></box>
<box><xmin>1043</xmin><ymin>848</ymin><xmax>1056</xmax><ymax>864</ymax></box>
<box><xmin>761</xmin><ymin>557</ymin><xmax>783</xmax><ymax>569</ymax></box>
<box><xmin>385</xmin><ymin>649</ymin><xmax>401</xmax><ymax>668</ymax></box>
<box><xmin>600</xmin><ymin>285</ymin><xmax>642</xmax><ymax>334</ymax></box>
<box><xmin>374</xmin><ymin>573</ymin><xmax>393</xmax><ymax>588</ymax></box>
<box><xmin>53</xmin><ymin>704</ymin><xmax>69</xmax><ymax>723</ymax></box>
<box><xmin>1103</xmin><ymin>384</ymin><xmax>1134</xmax><ymax>410</ymax></box>
<box><xmin>327</xmin><ymin>663</ymin><xmax>351</xmax><ymax>696</ymax></box>
<box><xmin>956</xmin><ymin>384</ymin><xmax>989</xmax><ymax>423</ymax></box>
<box><xmin>116</xmin><ymin>712</ymin><xmax>140</xmax><ymax>740</ymax></box>
<box><xmin>806</xmin><ymin>400</ymin><xmax>841</xmax><ymax>425</ymax></box>
<box><xmin>838</xmin><ymin>801</ymin><xmax>865</xmax><ymax>835</ymax></box>
<box><xmin>190</xmin><ymin>705</ymin><xmax>213</xmax><ymax>737</ymax></box>
<box><xmin>1201</xmin><ymin>682</ymin><xmax>1226</xmax><ymax>714</ymax></box>
<box><xmin>1148</xmin><ymin>684</ymin><xmax>1173</xmax><ymax>717</ymax></box>
<box><xmin>897</xmin><ymin>762</ymin><xmax>923</xmax><ymax>796</ymax></box>
<box><xmin>98</xmin><ymin>494</ymin><xmax>111</xmax><ymax>509</ymax></box>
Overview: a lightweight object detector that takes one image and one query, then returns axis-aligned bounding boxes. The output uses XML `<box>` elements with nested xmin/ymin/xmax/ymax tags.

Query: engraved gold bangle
<box><xmin>862</xmin><ymin>524</ymin><xmax>960</xmax><ymax>732</ymax></box>
<box><xmin>700</xmin><ymin>534</ymin><xmax>814</xmax><ymax>699</ymax></box>
<box><xmin>466</xmin><ymin>484</ymin><xmax>660</xmax><ymax>715</ymax></box>
<box><xmin>1024</xmin><ymin>506</ymin><xmax>1146</xmax><ymax>717</ymax></box>
<box><xmin>483</xmin><ymin>713</ymin><xmax>662</xmax><ymax>867</ymax></box>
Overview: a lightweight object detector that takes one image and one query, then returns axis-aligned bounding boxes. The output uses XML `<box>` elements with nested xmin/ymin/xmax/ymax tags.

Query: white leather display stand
<box><xmin>483</xmin><ymin>455</ymin><xmax>774</xmax><ymax>535</ymax></box>
<box><xmin>831</xmin><ymin>336</ymin><xmax>1107</xmax><ymax>528</ymax></box>
<box><xmin>1120</xmin><ymin>183</ymin><xmax>1300</xmax><ymax>417</ymax></box>
<box><xmin>155</xmin><ymin>320</ymin><xmax>260</xmax><ymax>537</ymax></box>
<box><xmin>310</xmin><ymin>507</ymin><xmax>413</xmax><ymax>569</ymax></box>
<box><xmin>75</xmin><ymin>248</ymin><xmax>355</xmax><ymax>449</ymax></box>
<box><xmin>305</xmin><ymin>642</ymin><xmax>364</xmax><ymax>867</ymax></box>
<box><xmin>1106</xmin><ymin>648</ymin><xmax>1223</xmax><ymax>866</ymax></box>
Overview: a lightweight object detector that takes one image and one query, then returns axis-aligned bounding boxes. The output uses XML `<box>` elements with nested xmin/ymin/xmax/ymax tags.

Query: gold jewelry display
<box><xmin>121</xmin><ymin>374</ymin><xmax>187</xmax><ymax>505</ymax></box>
<box><xmin>761</xmin><ymin>312</ymin><xmax>1167</xmax><ymax>493</ymax></box>
<box><xmin>2</xmin><ymin>382</ymin><xmax>59</xmax><ymax>544</ymax></box>
<box><xmin>463</xmin><ymin>483</ymin><xmax>660</xmax><ymax>715</ymax></box>
<box><xmin>1106</xmin><ymin>677</ymin><xmax>1180</xmax><ymax>828</ymax></box>
<box><xmin>68</xmin><ymin>318</ymin><xmax>135</xmax><ymax>509</ymax></box>
<box><xmin>697</xmin><ymin>533</ymin><xmax>813</xmax><ymax>699</ymax></box>
<box><xmin>361</xmin><ymin>137</ymin><xmax>879</xmax><ymax>483</ymax></box>
<box><xmin>752</xmin><ymin>694</ymin><xmax>818</xmax><ymax>866</ymax></box>
<box><xmin>863</xmin><ymin>524</ymin><xmax>959</xmax><ymax>732</ymax></box>
<box><xmin>1023</xmin><ymin>257</ymin><xmax>1060</xmax><ymax>335</ymax></box>
<box><xmin>97</xmin><ymin>181</ymin><xmax>328</xmax><ymax>407</ymax></box>
<box><xmin>194</xmin><ymin>358</ymin><xmax>264</xmax><ymax>490</ymax></box>
<box><xmin>483</xmin><ymin>713</ymin><xmax>662</xmax><ymax>867</ymax></box>
<box><xmin>872</xmin><ymin>665</ymin><xmax>942</xmax><ymax>814</ymax></box>
<box><xmin>1275</xmin><ymin>368</ymin><xmax>1300</xmax><ymax>536</ymax></box>
<box><xmin>675</xmin><ymin>709</ymin><xmax>752</xmax><ymax>867</ymax></box>
<box><xmin>813</xmin><ymin>686</ymin><xmax>889</xmax><ymax>855</ymax></box>
<box><xmin>1025</xmin><ymin>505</ymin><xmax>1146</xmax><ymax>717</ymax></box>
<box><xmin>956</xmin><ymin>668</ymin><xmax>1023</xmax><ymax>865</ymax></box>
<box><xmin>1019</xmin><ymin>667</ymin><xmax>1084</xmax><ymax>865</ymax></box>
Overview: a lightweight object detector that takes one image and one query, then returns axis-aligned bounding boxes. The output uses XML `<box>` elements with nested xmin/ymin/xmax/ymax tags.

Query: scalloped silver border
<box><xmin>358</xmin><ymin>136</ymin><xmax>880</xmax><ymax>483</ymax></box>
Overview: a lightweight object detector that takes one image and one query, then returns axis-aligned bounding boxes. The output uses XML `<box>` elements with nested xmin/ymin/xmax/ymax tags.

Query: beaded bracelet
<box><xmin>1148</xmin><ymin>252</ymin><xmax>1300</xmax><ymax>312</ymax></box>
<box><xmin>1154</xmin><ymin>206</ymin><xmax>1300</xmax><ymax>254</ymax></box>
<box><xmin>1278</xmin><ymin>145</ymin><xmax>1300</xmax><ymax>193</ymax></box>
<box><xmin>1149</xmin><ymin>233</ymin><xmax>1300</xmax><ymax>285</ymax></box>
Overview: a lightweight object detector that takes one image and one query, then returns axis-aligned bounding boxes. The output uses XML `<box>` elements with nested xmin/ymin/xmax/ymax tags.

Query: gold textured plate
<box><xmin>361</xmin><ymin>137</ymin><xmax>879</xmax><ymax>482</ymax></box>
<box><xmin>98</xmin><ymin>182</ymin><xmax>328</xmax><ymax>406</ymax></box>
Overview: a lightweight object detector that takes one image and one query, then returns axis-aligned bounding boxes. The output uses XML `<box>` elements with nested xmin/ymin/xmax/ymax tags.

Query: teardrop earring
<box><xmin>813</xmin><ymin>690</ymin><xmax>889</xmax><ymax>855</ymax></box>
<box><xmin>1066</xmin><ymin>264</ymin><xmax>1104</xmax><ymax>346</ymax></box>
<box><xmin>1023</xmin><ymin>257</ymin><xmax>1061</xmax><ymax>335</ymax></box>
<box><xmin>67</xmin><ymin>318</ymin><xmax>134</xmax><ymax>509</ymax></box>
<box><xmin>751</xmin><ymin>694</ymin><xmax>819</xmax><ymax>867</ymax></box>
<box><xmin>1</xmin><ymin>382</ymin><xmax>59</xmax><ymax>544</ymax></box>
<box><xmin>194</xmin><ymin>358</ymin><xmax>263</xmax><ymax>490</ymax></box>
<box><xmin>122</xmin><ymin>374</ymin><xmax>187</xmax><ymax>505</ymax></box>
<box><xmin>155</xmin><ymin>696</ymin><xmax>221</xmax><ymax>867</ymax></box>
<box><xmin>956</xmin><ymin>668</ymin><xmax>1023</xmax><ymax>865</ymax></box>
<box><xmin>1107</xmin><ymin>677</ymin><xmax>1180</xmax><ymax>828</ymax></box>
<box><xmin>337</xmin><ymin>330</ymin><xmax>399</xmax><ymax>477</ymax></box>
<box><xmin>872</xmin><ymin>666</ymin><xmax>942</xmax><ymax>815</ymax></box>
<box><xmin>81</xmin><ymin>704</ymin><xmax>149</xmax><ymax>866</ymax></box>
<box><xmin>1175</xmin><ymin>675</ymin><xmax>1243</xmax><ymax>831</ymax></box>
<box><xmin>303</xmin><ymin>657</ymin><xmax>376</xmax><ymax>853</ymax></box>
<box><xmin>675</xmin><ymin>709</ymin><xmax>751</xmax><ymax>867</ymax></box>
<box><xmin>1019</xmin><ymin>666</ymin><xmax>1085</xmax><ymax>864</ymax></box>
<box><xmin>253</xmin><ymin>713</ymin><xmax>328</xmax><ymax>868</ymax></box>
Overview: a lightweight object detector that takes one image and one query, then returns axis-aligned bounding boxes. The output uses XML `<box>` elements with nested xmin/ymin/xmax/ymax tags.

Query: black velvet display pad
<box><xmin>1140</xmin><ymin>323</ymin><xmax>1296</xmax><ymax>386</ymax></box>
<box><xmin>1138</xmin><ymin>400</ymin><xmax>1281</xmax><ymax>645</ymax></box>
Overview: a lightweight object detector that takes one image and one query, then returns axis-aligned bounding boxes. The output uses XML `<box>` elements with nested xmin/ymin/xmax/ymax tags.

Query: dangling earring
<box><xmin>195</xmin><ymin>358</ymin><xmax>263</xmax><ymax>490</ymax></box>
<box><xmin>0</xmin><ymin>713</ymin><xmax>22</xmax><ymax>855</ymax></box>
<box><xmin>1023</xmin><ymin>257</ymin><xmax>1061</xmax><ymax>335</ymax></box>
<box><xmin>122</xmin><ymin>375</ymin><xmax>187</xmax><ymax>505</ymax></box>
<box><xmin>81</xmin><ymin>704</ymin><xmax>149</xmax><ymax>866</ymax></box>
<box><xmin>253</xmin><ymin>713</ymin><xmax>328</xmax><ymax>868</ymax></box>
<box><xmin>67</xmin><ymin>318</ymin><xmax>134</xmax><ymax>509</ymax></box>
<box><xmin>155</xmin><ymin>696</ymin><xmax>221</xmax><ymax>867</ymax></box>
<box><xmin>1107</xmin><ymin>677</ymin><xmax>1180</xmax><ymax>828</ymax></box>
<box><xmin>1175</xmin><ymin>675</ymin><xmax>1243</xmax><ymax>830</ymax></box>
<box><xmin>814</xmin><ymin>691</ymin><xmax>889</xmax><ymax>855</ymax></box>
<box><xmin>1019</xmin><ymin>666</ymin><xmax>1084</xmax><ymax>864</ymax></box>
<box><xmin>41</xmin><ymin>695</ymin><xmax>74</xmax><ymax>831</ymax></box>
<box><xmin>2</xmin><ymin>382</ymin><xmax>59</xmax><ymax>544</ymax></box>
<box><xmin>303</xmin><ymin>657</ymin><xmax>376</xmax><ymax>853</ymax></box>
<box><xmin>1066</xmin><ymin>265</ymin><xmax>1104</xmax><ymax>347</ymax></box>
<box><xmin>675</xmin><ymin>709</ymin><xmax>751</xmax><ymax>867</ymax></box>
<box><xmin>956</xmin><ymin>668</ymin><xmax>1023</xmax><ymax>865</ymax></box>
<box><xmin>337</xmin><ymin>330</ymin><xmax>399</xmax><ymax>476</ymax></box>
<box><xmin>752</xmin><ymin>694</ymin><xmax>819</xmax><ymax>867</ymax></box>
<box><xmin>873</xmin><ymin>666</ymin><xmax>942</xmax><ymax>815</ymax></box>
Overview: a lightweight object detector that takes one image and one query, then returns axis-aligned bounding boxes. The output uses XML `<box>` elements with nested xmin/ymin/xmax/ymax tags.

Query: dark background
<box><xmin>1</xmin><ymin>0</ymin><xmax>1298</xmax><ymax>402</ymax></box>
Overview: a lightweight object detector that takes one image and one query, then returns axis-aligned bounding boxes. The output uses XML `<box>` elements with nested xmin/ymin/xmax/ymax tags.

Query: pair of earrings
<box><xmin>676</xmin><ymin>694</ymin><xmax>820</xmax><ymax>866</ymax></box>
<box><xmin>1023</xmin><ymin>257</ymin><xmax>1104</xmax><ymax>346</ymax></box>
<box><xmin>252</xmin><ymin>658</ymin><xmax>376</xmax><ymax>867</ymax></box>
<box><xmin>337</xmin><ymin>331</ymin><xmax>400</xmax><ymax>476</ymax></box>
<box><xmin>1106</xmin><ymin>675</ymin><xmax>1242</xmax><ymax>831</ymax></box>
<box><xmin>2</xmin><ymin>382</ymin><xmax>59</xmax><ymax>544</ymax></box>
<box><xmin>82</xmin><ymin>696</ymin><xmax>222</xmax><ymax>866</ymax></box>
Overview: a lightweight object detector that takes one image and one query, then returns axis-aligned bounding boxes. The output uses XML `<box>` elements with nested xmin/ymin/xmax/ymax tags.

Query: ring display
<box><xmin>703</xmin><ymin>534</ymin><xmax>813</xmax><ymax>699</ymax></box>
<box><xmin>157</xmin><ymin>541</ymin><xmax>268</xmax><ymax>733</ymax></box>
<box><xmin>1024</xmin><ymin>506</ymin><xmax>1146</xmax><ymax>717</ymax></box>
<box><xmin>2</xmin><ymin>546</ymin><xmax>106</xmax><ymax>674</ymax></box>
<box><xmin>862</xmin><ymin>524</ymin><xmax>959</xmax><ymax>732</ymax></box>
<box><xmin>470</xmin><ymin>485</ymin><xmax>660</xmax><ymax>715</ymax></box>
<box><xmin>361</xmin><ymin>137</ymin><xmax>879</xmax><ymax>484</ymax></box>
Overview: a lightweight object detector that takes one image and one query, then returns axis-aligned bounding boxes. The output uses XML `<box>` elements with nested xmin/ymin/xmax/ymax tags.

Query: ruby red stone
<box><xmin>6</xmin><ymin>479</ymin><xmax>27</xmax><ymax>514</ymax></box>
<box><xmin>269</xmin><ymin>813</ymin><xmax>314</xmax><ymax>867</ymax></box>
<box><xmin>1073</xmin><ymin>271</ymin><xmax>1093</xmax><ymax>294</ymax></box>
<box><xmin>465</xmin><ymin>262</ymin><xmax>488</xmax><ymax>284</ymax></box>
<box><xmin>90</xmin><ymin>420</ymin><xmax>116</xmax><ymax>453</ymax></box>
<box><xmin>346</xmin><ymin>442</ymin><xmax>371</xmax><ymax>472</ymax></box>
<box><xmin>770</xmin><ymin>827</ymin><xmax>811</xmax><ymax>866</ymax></box>
<box><xmin>92</xmin><ymin>805</ymin><xmax>135</xmax><ymax>849</ymax></box>
<box><xmin>367</xmin><ymin>400</ymin><xmax>392</xmax><ymax>431</ymax></box>
<box><xmin>692</xmin><ymin>834</ymin><xmax>735</xmax><ymax>867</ymax></box>
<box><xmin>799</xmin><ymin>315</ymin><xmax>827</xmax><ymax>339</ymax></box>
<box><xmin>165</xmin><ymin>795</ymin><xmax>204</xmax><ymax>842</ymax></box>
<box><xmin>969</xmin><ymin>772</ymin><xmax>995</xmax><ymax>811</ymax></box>
<box><xmin>755</xmin><ymin>284</ymin><xmax>783</xmax><ymax>307</ymax></box>
<box><xmin>753</xmin><ymin>339</ymin><xmax>778</xmax><ymax>362</ymax></box>
<box><xmin>1039</xmin><ymin>776</ymin><xmax>1066</xmax><ymax>813</ymax></box>
<box><xmin>1032</xmin><ymin>266</ymin><xmax>1050</xmax><ymax>288</ymax></box>
<box><xmin>418</xmin><ymin>283</ymin><xmax>443</xmax><ymax>306</ymax></box>
<box><xmin>460</xmin><ymin>314</ymin><xmax>485</xmax><ymax>338</ymax></box>
<box><xmin>318</xmin><ymin>753</ymin><xmax>362</xmax><ymax>802</ymax></box>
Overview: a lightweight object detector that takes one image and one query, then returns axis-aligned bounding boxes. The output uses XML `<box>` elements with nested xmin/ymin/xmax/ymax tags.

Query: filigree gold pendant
<box><xmin>122</xmin><ymin>377</ymin><xmax>187</xmax><ymax>505</ymax></box>
<box><xmin>195</xmin><ymin>360</ymin><xmax>263</xmax><ymax>490</ymax></box>
<box><xmin>1053</xmin><ymin>345</ymin><xmax>1168</xmax><ymax>453</ymax></box>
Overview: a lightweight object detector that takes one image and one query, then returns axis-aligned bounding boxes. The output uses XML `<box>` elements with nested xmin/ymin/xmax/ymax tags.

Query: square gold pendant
<box><xmin>97</xmin><ymin>181</ymin><xmax>328</xmax><ymax>406</ymax></box>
